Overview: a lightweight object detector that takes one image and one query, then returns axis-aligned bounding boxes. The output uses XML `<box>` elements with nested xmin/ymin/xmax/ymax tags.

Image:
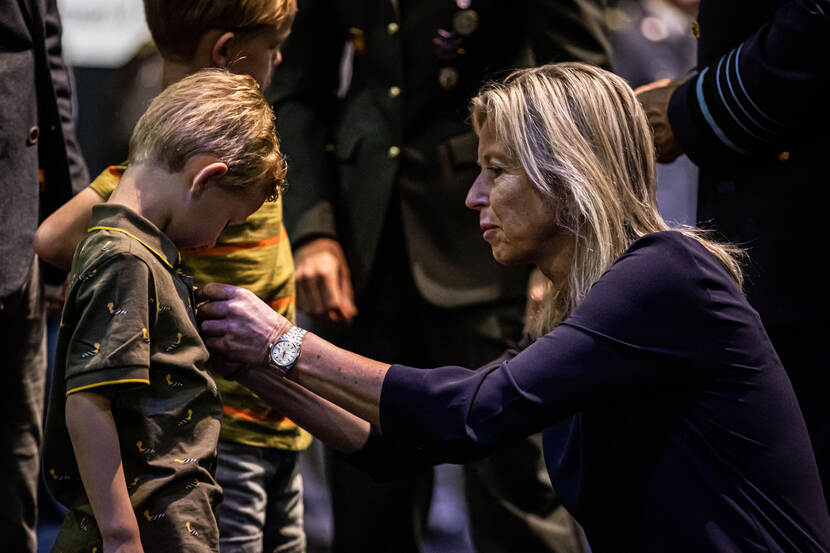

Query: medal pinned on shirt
<box><xmin>434</xmin><ymin>0</ymin><xmax>479</xmax><ymax>89</ymax></box>
<box><xmin>453</xmin><ymin>8</ymin><xmax>479</xmax><ymax>36</ymax></box>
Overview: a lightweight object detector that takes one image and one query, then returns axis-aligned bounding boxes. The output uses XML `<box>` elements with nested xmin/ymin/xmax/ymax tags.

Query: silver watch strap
<box><xmin>281</xmin><ymin>326</ymin><xmax>307</xmax><ymax>344</ymax></box>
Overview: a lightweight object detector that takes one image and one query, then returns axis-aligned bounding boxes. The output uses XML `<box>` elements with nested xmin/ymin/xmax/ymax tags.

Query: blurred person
<box><xmin>200</xmin><ymin>62</ymin><xmax>830</xmax><ymax>553</ymax></box>
<box><xmin>607</xmin><ymin>0</ymin><xmax>700</xmax><ymax>225</ymax></box>
<box><xmin>0</xmin><ymin>1</ymin><xmax>89</xmax><ymax>552</ymax></box>
<box><xmin>42</xmin><ymin>69</ymin><xmax>284</xmax><ymax>553</ymax></box>
<box><xmin>635</xmin><ymin>0</ymin><xmax>830</xmax><ymax>506</ymax></box>
<box><xmin>36</xmin><ymin>2</ymin><xmax>311</xmax><ymax>552</ymax></box>
<box><xmin>269</xmin><ymin>1</ymin><xmax>610</xmax><ymax>552</ymax></box>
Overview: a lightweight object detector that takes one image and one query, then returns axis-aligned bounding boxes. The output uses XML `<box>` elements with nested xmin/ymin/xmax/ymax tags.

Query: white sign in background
<box><xmin>57</xmin><ymin>0</ymin><xmax>151</xmax><ymax>68</ymax></box>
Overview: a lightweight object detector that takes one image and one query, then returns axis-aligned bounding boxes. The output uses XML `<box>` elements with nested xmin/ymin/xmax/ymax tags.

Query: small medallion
<box><xmin>453</xmin><ymin>9</ymin><xmax>479</xmax><ymax>36</ymax></box>
<box><xmin>438</xmin><ymin>66</ymin><xmax>459</xmax><ymax>89</ymax></box>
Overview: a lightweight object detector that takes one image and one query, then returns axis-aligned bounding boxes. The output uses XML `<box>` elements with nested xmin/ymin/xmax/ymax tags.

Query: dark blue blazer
<box><xmin>667</xmin><ymin>0</ymin><xmax>830</xmax><ymax>325</ymax></box>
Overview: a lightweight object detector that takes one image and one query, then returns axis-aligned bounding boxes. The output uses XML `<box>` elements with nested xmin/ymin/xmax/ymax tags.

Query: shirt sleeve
<box><xmin>65</xmin><ymin>253</ymin><xmax>153</xmax><ymax>395</ymax></box>
<box><xmin>379</xmin><ymin>233</ymin><xmax>745</xmax><ymax>460</ymax></box>
<box><xmin>668</xmin><ymin>0</ymin><xmax>830</xmax><ymax>167</ymax></box>
<box><xmin>87</xmin><ymin>165</ymin><xmax>124</xmax><ymax>200</ymax></box>
<box><xmin>44</xmin><ymin>0</ymin><xmax>89</xmax><ymax>195</ymax></box>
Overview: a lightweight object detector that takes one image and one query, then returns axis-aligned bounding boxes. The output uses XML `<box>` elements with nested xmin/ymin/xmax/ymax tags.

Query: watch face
<box><xmin>271</xmin><ymin>340</ymin><xmax>300</xmax><ymax>367</ymax></box>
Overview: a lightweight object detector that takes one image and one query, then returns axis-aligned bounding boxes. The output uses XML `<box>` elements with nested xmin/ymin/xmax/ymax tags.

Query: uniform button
<box><xmin>324</xmin><ymin>143</ymin><xmax>336</xmax><ymax>153</ymax></box>
<box><xmin>387</xmin><ymin>22</ymin><xmax>399</xmax><ymax>35</ymax></box>
<box><xmin>27</xmin><ymin>126</ymin><xmax>39</xmax><ymax>145</ymax></box>
<box><xmin>779</xmin><ymin>151</ymin><xmax>790</xmax><ymax>162</ymax></box>
<box><xmin>388</xmin><ymin>146</ymin><xmax>401</xmax><ymax>159</ymax></box>
<box><xmin>389</xmin><ymin>86</ymin><xmax>401</xmax><ymax>98</ymax></box>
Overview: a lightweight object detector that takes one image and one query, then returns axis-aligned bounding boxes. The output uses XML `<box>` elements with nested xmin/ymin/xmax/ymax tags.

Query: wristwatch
<box><xmin>267</xmin><ymin>326</ymin><xmax>308</xmax><ymax>375</ymax></box>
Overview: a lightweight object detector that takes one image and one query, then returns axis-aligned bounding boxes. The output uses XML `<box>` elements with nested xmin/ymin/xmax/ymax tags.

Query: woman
<box><xmin>198</xmin><ymin>63</ymin><xmax>830</xmax><ymax>551</ymax></box>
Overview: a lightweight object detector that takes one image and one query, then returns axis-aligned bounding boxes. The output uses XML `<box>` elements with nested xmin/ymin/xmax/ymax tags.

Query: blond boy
<box><xmin>42</xmin><ymin>70</ymin><xmax>284</xmax><ymax>553</ymax></box>
<box><xmin>37</xmin><ymin>2</ymin><xmax>311</xmax><ymax>552</ymax></box>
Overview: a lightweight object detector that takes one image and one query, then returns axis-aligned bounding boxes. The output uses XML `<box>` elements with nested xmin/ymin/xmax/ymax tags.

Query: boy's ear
<box><xmin>211</xmin><ymin>32</ymin><xmax>237</xmax><ymax>68</ymax></box>
<box><xmin>191</xmin><ymin>162</ymin><xmax>229</xmax><ymax>196</ymax></box>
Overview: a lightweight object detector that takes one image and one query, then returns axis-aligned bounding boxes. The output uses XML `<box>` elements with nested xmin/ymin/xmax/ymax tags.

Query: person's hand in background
<box><xmin>294</xmin><ymin>237</ymin><xmax>357</xmax><ymax>323</ymax></box>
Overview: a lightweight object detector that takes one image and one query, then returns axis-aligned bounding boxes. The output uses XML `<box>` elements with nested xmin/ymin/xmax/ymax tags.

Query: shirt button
<box><xmin>388</xmin><ymin>146</ymin><xmax>401</xmax><ymax>159</ymax></box>
<box><xmin>387</xmin><ymin>22</ymin><xmax>399</xmax><ymax>35</ymax></box>
<box><xmin>27</xmin><ymin>125</ymin><xmax>39</xmax><ymax>145</ymax></box>
<box><xmin>389</xmin><ymin>86</ymin><xmax>401</xmax><ymax>98</ymax></box>
<box><xmin>778</xmin><ymin>151</ymin><xmax>790</xmax><ymax>162</ymax></box>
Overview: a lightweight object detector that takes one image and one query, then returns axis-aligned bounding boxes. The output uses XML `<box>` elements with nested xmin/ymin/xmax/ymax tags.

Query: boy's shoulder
<box><xmin>72</xmin><ymin>225</ymin><xmax>152</xmax><ymax>280</ymax></box>
<box><xmin>72</xmin><ymin>203</ymin><xmax>181</xmax><ymax>280</ymax></box>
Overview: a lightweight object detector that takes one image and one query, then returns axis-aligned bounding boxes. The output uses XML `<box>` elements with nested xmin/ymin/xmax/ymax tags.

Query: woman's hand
<box><xmin>198</xmin><ymin>283</ymin><xmax>293</xmax><ymax>366</ymax></box>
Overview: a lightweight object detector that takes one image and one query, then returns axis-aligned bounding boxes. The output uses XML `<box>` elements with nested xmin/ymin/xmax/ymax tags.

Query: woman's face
<box><xmin>465</xmin><ymin>120</ymin><xmax>563</xmax><ymax>268</ymax></box>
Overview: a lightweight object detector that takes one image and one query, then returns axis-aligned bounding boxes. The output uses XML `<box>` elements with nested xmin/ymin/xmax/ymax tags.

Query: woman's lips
<box><xmin>480</xmin><ymin>224</ymin><xmax>498</xmax><ymax>241</ymax></box>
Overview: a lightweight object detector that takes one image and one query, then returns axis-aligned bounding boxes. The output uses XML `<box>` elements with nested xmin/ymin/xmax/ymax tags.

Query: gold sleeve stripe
<box><xmin>183</xmin><ymin>227</ymin><xmax>288</xmax><ymax>258</ymax></box>
<box><xmin>269</xmin><ymin>295</ymin><xmax>296</xmax><ymax>311</ymax></box>
<box><xmin>66</xmin><ymin>378</ymin><xmax>150</xmax><ymax>396</ymax></box>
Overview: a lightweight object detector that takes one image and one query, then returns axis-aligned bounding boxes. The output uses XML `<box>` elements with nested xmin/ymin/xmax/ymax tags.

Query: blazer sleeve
<box><xmin>668</xmin><ymin>0</ymin><xmax>830</xmax><ymax>168</ymax></box>
<box><xmin>44</xmin><ymin>0</ymin><xmax>88</xmax><ymax>195</ymax></box>
<box><xmin>528</xmin><ymin>0</ymin><xmax>612</xmax><ymax>69</ymax></box>
<box><xmin>268</xmin><ymin>0</ymin><xmax>344</xmax><ymax>247</ymax></box>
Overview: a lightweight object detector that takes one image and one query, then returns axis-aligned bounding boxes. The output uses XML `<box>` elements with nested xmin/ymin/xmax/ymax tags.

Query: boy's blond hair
<box><xmin>144</xmin><ymin>0</ymin><xmax>297</xmax><ymax>63</ymax></box>
<box><xmin>128</xmin><ymin>69</ymin><xmax>286</xmax><ymax>200</ymax></box>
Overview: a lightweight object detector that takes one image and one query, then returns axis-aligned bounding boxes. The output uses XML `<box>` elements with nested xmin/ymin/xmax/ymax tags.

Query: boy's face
<box><xmin>228</xmin><ymin>16</ymin><xmax>294</xmax><ymax>89</ymax></box>
<box><xmin>167</xmin><ymin>184</ymin><xmax>268</xmax><ymax>252</ymax></box>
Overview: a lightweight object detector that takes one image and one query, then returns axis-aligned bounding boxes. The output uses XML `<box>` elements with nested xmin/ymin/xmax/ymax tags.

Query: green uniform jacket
<box><xmin>270</xmin><ymin>0</ymin><xmax>611</xmax><ymax>307</ymax></box>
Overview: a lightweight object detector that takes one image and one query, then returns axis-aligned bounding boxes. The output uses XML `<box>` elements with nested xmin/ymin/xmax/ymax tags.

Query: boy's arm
<box><xmin>35</xmin><ymin>187</ymin><xmax>105</xmax><ymax>270</ymax></box>
<box><xmin>65</xmin><ymin>390</ymin><xmax>144</xmax><ymax>553</ymax></box>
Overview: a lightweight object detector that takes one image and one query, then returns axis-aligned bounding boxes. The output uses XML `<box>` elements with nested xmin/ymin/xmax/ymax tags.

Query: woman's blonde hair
<box><xmin>129</xmin><ymin>69</ymin><xmax>286</xmax><ymax>201</ymax></box>
<box><xmin>471</xmin><ymin>62</ymin><xmax>744</xmax><ymax>336</ymax></box>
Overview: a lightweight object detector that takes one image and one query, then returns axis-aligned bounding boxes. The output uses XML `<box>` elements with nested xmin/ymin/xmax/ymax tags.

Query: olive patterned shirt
<box><xmin>43</xmin><ymin>204</ymin><xmax>222</xmax><ymax>553</ymax></box>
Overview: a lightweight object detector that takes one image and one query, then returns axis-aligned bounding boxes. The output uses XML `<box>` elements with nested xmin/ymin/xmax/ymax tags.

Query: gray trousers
<box><xmin>0</xmin><ymin>258</ymin><xmax>46</xmax><ymax>553</ymax></box>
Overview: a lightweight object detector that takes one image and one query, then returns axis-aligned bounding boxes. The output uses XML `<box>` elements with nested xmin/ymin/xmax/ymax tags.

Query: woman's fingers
<box><xmin>198</xmin><ymin>282</ymin><xmax>237</xmax><ymax>302</ymax></box>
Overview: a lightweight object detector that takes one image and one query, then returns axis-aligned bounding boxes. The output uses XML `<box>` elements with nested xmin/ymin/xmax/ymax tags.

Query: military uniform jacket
<box><xmin>667</xmin><ymin>0</ymin><xmax>830</xmax><ymax>325</ymax></box>
<box><xmin>0</xmin><ymin>0</ymin><xmax>88</xmax><ymax>296</ymax></box>
<box><xmin>270</xmin><ymin>0</ymin><xmax>610</xmax><ymax>307</ymax></box>
<box><xmin>43</xmin><ymin>204</ymin><xmax>222</xmax><ymax>552</ymax></box>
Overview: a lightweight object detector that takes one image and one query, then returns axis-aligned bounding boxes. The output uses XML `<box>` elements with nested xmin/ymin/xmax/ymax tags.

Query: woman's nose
<box><xmin>465</xmin><ymin>172</ymin><xmax>489</xmax><ymax>210</ymax></box>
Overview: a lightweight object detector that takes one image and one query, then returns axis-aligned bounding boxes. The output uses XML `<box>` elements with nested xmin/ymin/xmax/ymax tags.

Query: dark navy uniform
<box><xmin>270</xmin><ymin>1</ymin><xmax>610</xmax><ymax>551</ymax></box>
<box><xmin>667</xmin><ymin>0</ymin><xmax>830</xmax><ymax>505</ymax></box>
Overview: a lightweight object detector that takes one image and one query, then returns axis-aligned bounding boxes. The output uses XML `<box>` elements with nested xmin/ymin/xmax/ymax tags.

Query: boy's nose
<box><xmin>465</xmin><ymin>172</ymin><xmax>489</xmax><ymax>210</ymax></box>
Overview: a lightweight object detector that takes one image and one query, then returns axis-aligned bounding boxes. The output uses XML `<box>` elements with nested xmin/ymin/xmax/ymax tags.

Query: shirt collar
<box><xmin>88</xmin><ymin>203</ymin><xmax>182</xmax><ymax>270</ymax></box>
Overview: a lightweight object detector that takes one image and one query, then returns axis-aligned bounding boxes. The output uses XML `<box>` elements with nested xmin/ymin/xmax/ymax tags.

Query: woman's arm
<box><xmin>35</xmin><ymin>187</ymin><xmax>105</xmax><ymax>270</ymax></box>
<box><xmin>65</xmin><ymin>391</ymin><xmax>144</xmax><ymax>553</ymax></box>
<box><xmin>200</xmin><ymin>284</ymin><xmax>388</xmax><ymax>426</ymax></box>
<box><xmin>226</xmin><ymin>355</ymin><xmax>372</xmax><ymax>453</ymax></box>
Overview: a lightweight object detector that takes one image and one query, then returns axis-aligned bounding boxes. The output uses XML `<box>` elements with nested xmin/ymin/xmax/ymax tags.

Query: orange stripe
<box><xmin>107</xmin><ymin>165</ymin><xmax>125</xmax><ymax>179</ymax></box>
<box><xmin>222</xmin><ymin>405</ymin><xmax>293</xmax><ymax>425</ymax></box>
<box><xmin>183</xmin><ymin>228</ymin><xmax>287</xmax><ymax>258</ymax></box>
<box><xmin>269</xmin><ymin>295</ymin><xmax>295</xmax><ymax>310</ymax></box>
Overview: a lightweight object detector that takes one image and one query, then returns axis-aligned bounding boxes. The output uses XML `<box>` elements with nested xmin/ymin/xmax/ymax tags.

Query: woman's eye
<box><xmin>487</xmin><ymin>166</ymin><xmax>504</xmax><ymax>177</ymax></box>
